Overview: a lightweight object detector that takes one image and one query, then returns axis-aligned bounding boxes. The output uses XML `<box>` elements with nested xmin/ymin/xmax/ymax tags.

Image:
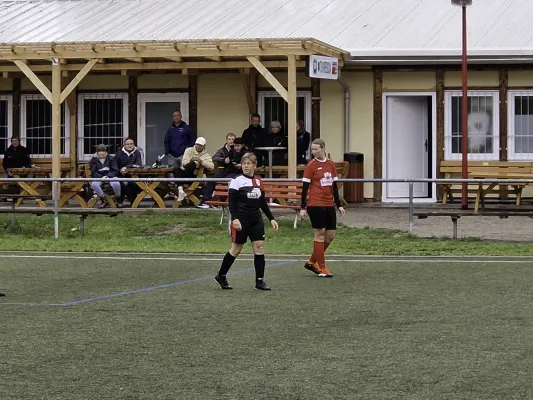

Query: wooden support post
<box><xmin>63</xmin><ymin>73</ymin><xmax>77</xmax><ymax>175</ymax></box>
<box><xmin>240</xmin><ymin>68</ymin><xmax>254</xmax><ymax>115</ymax></box>
<box><xmin>311</xmin><ymin>78</ymin><xmax>320</xmax><ymax>140</ymax></box>
<box><xmin>12</xmin><ymin>78</ymin><xmax>21</xmax><ymax>138</ymax></box>
<box><xmin>247</xmin><ymin>56</ymin><xmax>288</xmax><ymax>101</ymax></box>
<box><xmin>13</xmin><ymin>60</ymin><xmax>52</xmax><ymax>103</ymax></box>
<box><xmin>52</xmin><ymin>59</ymin><xmax>62</xmax><ymax>200</ymax></box>
<box><xmin>60</xmin><ymin>58</ymin><xmax>99</xmax><ymax>103</ymax></box>
<box><xmin>287</xmin><ymin>54</ymin><xmax>297</xmax><ymax>179</ymax></box>
<box><xmin>128</xmin><ymin>74</ymin><xmax>138</xmax><ymax>142</ymax></box>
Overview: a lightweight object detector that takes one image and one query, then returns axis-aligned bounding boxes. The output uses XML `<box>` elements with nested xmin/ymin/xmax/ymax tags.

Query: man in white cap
<box><xmin>173</xmin><ymin>137</ymin><xmax>214</xmax><ymax>201</ymax></box>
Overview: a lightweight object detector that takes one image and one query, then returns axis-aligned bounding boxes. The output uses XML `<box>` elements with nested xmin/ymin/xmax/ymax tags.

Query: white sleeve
<box><xmin>229</xmin><ymin>177</ymin><xmax>239</xmax><ymax>190</ymax></box>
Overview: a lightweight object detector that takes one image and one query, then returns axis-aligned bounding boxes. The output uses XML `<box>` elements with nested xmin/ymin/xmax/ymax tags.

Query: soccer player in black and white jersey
<box><xmin>214</xmin><ymin>153</ymin><xmax>279</xmax><ymax>291</ymax></box>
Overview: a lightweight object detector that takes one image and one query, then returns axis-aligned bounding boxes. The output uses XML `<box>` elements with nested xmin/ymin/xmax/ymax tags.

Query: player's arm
<box><xmin>259</xmin><ymin>191</ymin><xmax>275</xmax><ymax>221</ymax></box>
<box><xmin>332</xmin><ymin>182</ymin><xmax>342</xmax><ymax>209</ymax></box>
<box><xmin>228</xmin><ymin>188</ymin><xmax>239</xmax><ymax>221</ymax></box>
<box><xmin>300</xmin><ymin>164</ymin><xmax>312</xmax><ymax>210</ymax></box>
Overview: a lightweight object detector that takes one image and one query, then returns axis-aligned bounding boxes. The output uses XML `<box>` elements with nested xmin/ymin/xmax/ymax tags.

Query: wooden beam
<box><xmin>240</xmin><ymin>68</ymin><xmax>254</xmax><ymax>115</ymax></box>
<box><xmin>0</xmin><ymin>47</ymin><xmax>314</xmax><ymax>61</ymax></box>
<box><xmin>250</xmin><ymin>68</ymin><xmax>257</xmax><ymax>114</ymax></box>
<box><xmin>13</xmin><ymin>60</ymin><xmax>52</xmax><ymax>102</ymax></box>
<box><xmin>125</xmin><ymin>58</ymin><xmax>143</xmax><ymax>63</ymax></box>
<box><xmin>287</xmin><ymin>54</ymin><xmax>297</xmax><ymax>179</ymax></box>
<box><xmin>247</xmin><ymin>56</ymin><xmax>288</xmax><ymax>102</ymax></box>
<box><xmin>0</xmin><ymin>60</ymin><xmax>305</xmax><ymax>72</ymax></box>
<box><xmin>373</xmin><ymin>70</ymin><xmax>383</xmax><ymax>201</ymax></box>
<box><xmin>205</xmin><ymin>56</ymin><xmax>222</xmax><ymax>62</ymax></box>
<box><xmin>59</xmin><ymin>58</ymin><xmax>98</xmax><ymax>104</ymax></box>
<box><xmin>63</xmin><ymin>74</ymin><xmax>78</xmax><ymax>175</ymax></box>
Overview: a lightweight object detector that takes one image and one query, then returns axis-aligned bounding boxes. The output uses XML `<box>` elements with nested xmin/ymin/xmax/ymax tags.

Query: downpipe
<box><xmin>337</xmin><ymin>70</ymin><xmax>351</xmax><ymax>154</ymax></box>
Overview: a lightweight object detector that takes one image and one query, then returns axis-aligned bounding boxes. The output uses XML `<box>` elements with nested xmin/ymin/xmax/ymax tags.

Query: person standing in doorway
<box><xmin>299</xmin><ymin>139</ymin><xmax>345</xmax><ymax>278</ymax></box>
<box><xmin>296</xmin><ymin>120</ymin><xmax>311</xmax><ymax>165</ymax></box>
<box><xmin>164</xmin><ymin>110</ymin><xmax>194</xmax><ymax>168</ymax></box>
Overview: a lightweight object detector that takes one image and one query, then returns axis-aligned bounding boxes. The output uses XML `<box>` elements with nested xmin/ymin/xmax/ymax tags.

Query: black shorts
<box><xmin>307</xmin><ymin>206</ymin><xmax>337</xmax><ymax>230</ymax></box>
<box><xmin>231</xmin><ymin>219</ymin><xmax>265</xmax><ymax>244</ymax></box>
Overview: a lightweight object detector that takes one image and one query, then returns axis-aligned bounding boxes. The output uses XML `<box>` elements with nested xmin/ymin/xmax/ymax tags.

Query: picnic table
<box><xmin>126</xmin><ymin>167</ymin><xmax>174</xmax><ymax>208</ymax></box>
<box><xmin>469</xmin><ymin>171</ymin><xmax>531</xmax><ymax>212</ymax></box>
<box><xmin>6</xmin><ymin>167</ymin><xmax>72</xmax><ymax>207</ymax></box>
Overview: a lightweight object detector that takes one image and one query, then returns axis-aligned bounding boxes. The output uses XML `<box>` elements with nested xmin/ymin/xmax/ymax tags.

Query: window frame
<box><xmin>257</xmin><ymin>91</ymin><xmax>313</xmax><ymax>133</ymax></box>
<box><xmin>444</xmin><ymin>90</ymin><xmax>500</xmax><ymax>161</ymax></box>
<box><xmin>507</xmin><ymin>90</ymin><xmax>533</xmax><ymax>160</ymax></box>
<box><xmin>77</xmin><ymin>93</ymin><xmax>129</xmax><ymax>161</ymax></box>
<box><xmin>20</xmin><ymin>94</ymin><xmax>70</xmax><ymax>157</ymax></box>
<box><xmin>0</xmin><ymin>95</ymin><xmax>13</xmax><ymax>158</ymax></box>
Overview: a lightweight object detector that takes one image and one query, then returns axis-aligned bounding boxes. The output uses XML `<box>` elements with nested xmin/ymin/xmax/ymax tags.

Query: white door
<box><xmin>138</xmin><ymin>93</ymin><xmax>189</xmax><ymax>166</ymax></box>
<box><xmin>385</xmin><ymin>96</ymin><xmax>429</xmax><ymax>198</ymax></box>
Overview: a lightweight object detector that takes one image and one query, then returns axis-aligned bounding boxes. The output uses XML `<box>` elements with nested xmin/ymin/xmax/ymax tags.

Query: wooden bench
<box><xmin>205</xmin><ymin>181</ymin><xmax>303</xmax><ymax>229</ymax></box>
<box><xmin>413</xmin><ymin>209</ymin><xmax>533</xmax><ymax>239</ymax></box>
<box><xmin>0</xmin><ymin>206</ymin><xmax>122</xmax><ymax>235</ymax></box>
<box><xmin>82</xmin><ymin>164</ymin><xmax>118</xmax><ymax>208</ymax></box>
<box><xmin>438</xmin><ymin>161</ymin><xmax>532</xmax><ymax>207</ymax></box>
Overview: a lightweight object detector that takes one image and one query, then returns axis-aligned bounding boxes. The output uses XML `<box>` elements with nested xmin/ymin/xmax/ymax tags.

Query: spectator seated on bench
<box><xmin>89</xmin><ymin>144</ymin><xmax>121</xmax><ymax>208</ymax></box>
<box><xmin>173</xmin><ymin>136</ymin><xmax>214</xmax><ymax>202</ymax></box>
<box><xmin>115</xmin><ymin>137</ymin><xmax>143</xmax><ymax>207</ymax></box>
<box><xmin>197</xmin><ymin>135</ymin><xmax>245</xmax><ymax>209</ymax></box>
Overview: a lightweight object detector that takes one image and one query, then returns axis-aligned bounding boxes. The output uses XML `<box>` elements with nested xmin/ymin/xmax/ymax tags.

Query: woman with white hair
<box><xmin>267</xmin><ymin>120</ymin><xmax>288</xmax><ymax>166</ymax></box>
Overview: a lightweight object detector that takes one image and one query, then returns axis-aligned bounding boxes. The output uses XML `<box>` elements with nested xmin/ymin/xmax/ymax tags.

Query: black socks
<box><xmin>254</xmin><ymin>254</ymin><xmax>265</xmax><ymax>281</ymax></box>
<box><xmin>218</xmin><ymin>252</ymin><xmax>236</xmax><ymax>276</ymax></box>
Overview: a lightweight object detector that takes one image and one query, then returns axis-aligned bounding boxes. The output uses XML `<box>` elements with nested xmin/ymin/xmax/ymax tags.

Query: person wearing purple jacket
<box><xmin>164</xmin><ymin>110</ymin><xmax>194</xmax><ymax>168</ymax></box>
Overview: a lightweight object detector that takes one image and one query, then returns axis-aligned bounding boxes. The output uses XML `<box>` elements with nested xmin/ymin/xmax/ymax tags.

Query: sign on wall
<box><xmin>306</xmin><ymin>55</ymin><xmax>339</xmax><ymax>80</ymax></box>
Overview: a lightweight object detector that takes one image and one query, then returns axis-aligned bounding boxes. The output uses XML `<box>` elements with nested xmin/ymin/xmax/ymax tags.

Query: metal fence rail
<box><xmin>2</xmin><ymin>177</ymin><xmax>533</xmax><ymax>239</ymax></box>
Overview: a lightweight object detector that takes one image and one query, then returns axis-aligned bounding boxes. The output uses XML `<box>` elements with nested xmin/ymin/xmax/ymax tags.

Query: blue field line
<box><xmin>60</xmin><ymin>259</ymin><xmax>296</xmax><ymax>307</ymax></box>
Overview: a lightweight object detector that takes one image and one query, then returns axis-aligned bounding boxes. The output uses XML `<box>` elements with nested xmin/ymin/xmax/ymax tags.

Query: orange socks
<box><xmin>309</xmin><ymin>241</ymin><xmax>330</xmax><ymax>264</ymax></box>
<box><xmin>312</xmin><ymin>241</ymin><xmax>326</xmax><ymax>270</ymax></box>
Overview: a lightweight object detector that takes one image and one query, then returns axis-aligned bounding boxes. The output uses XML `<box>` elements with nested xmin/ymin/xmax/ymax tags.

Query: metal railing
<box><xmin>2</xmin><ymin>176</ymin><xmax>533</xmax><ymax>239</ymax></box>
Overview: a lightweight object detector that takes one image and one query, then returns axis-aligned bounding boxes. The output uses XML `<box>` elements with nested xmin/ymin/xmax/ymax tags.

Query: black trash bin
<box><xmin>343</xmin><ymin>152</ymin><xmax>364</xmax><ymax>203</ymax></box>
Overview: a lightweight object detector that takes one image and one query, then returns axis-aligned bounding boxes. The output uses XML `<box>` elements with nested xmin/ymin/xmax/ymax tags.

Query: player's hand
<box><xmin>271</xmin><ymin>220</ymin><xmax>279</xmax><ymax>231</ymax></box>
<box><xmin>338</xmin><ymin>207</ymin><xmax>345</xmax><ymax>217</ymax></box>
<box><xmin>232</xmin><ymin>219</ymin><xmax>242</xmax><ymax>231</ymax></box>
<box><xmin>299</xmin><ymin>209</ymin><xmax>307</xmax><ymax>219</ymax></box>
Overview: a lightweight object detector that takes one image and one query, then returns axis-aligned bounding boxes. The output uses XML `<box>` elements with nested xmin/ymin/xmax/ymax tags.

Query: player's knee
<box><xmin>253</xmin><ymin>243</ymin><xmax>264</xmax><ymax>255</ymax></box>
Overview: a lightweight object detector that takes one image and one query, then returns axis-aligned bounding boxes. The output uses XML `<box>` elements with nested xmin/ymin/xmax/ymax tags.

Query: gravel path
<box><xmin>340</xmin><ymin>206</ymin><xmax>533</xmax><ymax>242</ymax></box>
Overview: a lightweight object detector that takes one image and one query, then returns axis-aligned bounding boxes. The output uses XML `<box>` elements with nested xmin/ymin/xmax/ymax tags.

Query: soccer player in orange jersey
<box><xmin>299</xmin><ymin>139</ymin><xmax>345</xmax><ymax>277</ymax></box>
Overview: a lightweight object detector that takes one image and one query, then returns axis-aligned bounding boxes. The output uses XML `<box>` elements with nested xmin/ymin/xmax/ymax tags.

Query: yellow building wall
<box><xmin>0</xmin><ymin>78</ymin><xmax>12</xmax><ymax>91</ymax></box>
<box><xmin>197</xmin><ymin>73</ymin><xmax>249</xmax><ymax>149</ymax></box>
<box><xmin>445</xmin><ymin>71</ymin><xmax>499</xmax><ymax>87</ymax></box>
<box><xmin>509</xmin><ymin>71</ymin><xmax>533</xmax><ymax>87</ymax></box>
<box><xmin>22</xmin><ymin>75</ymin><xmax>51</xmax><ymax>91</ymax></box>
<box><xmin>383</xmin><ymin>71</ymin><xmax>436</xmax><ymax>91</ymax></box>
<box><xmin>320</xmin><ymin>71</ymin><xmax>375</xmax><ymax>199</ymax></box>
<box><xmin>77</xmin><ymin>75</ymin><xmax>129</xmax><ymax>90</ymax></box>
<box><xmin>138</xmin><ymin>74</ymin><xmax>188</xmax><ymax>90</ymax></box>
<box><xmin>257</xmin><ymin>72</ymin><xmax>311</xmax><ymax>88</ymax></box>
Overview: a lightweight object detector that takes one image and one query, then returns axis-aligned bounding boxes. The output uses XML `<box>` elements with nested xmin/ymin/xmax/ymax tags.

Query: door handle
<box><xmin>424</xmin><ymin>139</ymin><xmax>428</xmax><ymax>152</ymax></box>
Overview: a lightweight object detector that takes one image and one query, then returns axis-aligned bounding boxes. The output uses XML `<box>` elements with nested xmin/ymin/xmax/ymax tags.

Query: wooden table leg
<box><xmin>132</xmin><ymin>181</ymin><xmax>166</xmax><ymax>208</ymax></box>
<box><xmin>16</xmin><ymin>181</ymin><xmax>47</xmax><ymax>207</ymax></box>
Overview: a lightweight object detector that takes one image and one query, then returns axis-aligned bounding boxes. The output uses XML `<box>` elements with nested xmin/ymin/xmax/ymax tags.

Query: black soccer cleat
<box><xmin>255</xmin><ymin>280</ymin><xmax>271</xmax><ymax>291</ymax></box>
<box><xmin>304</xmin><ymin>262</ymin><xmax>321</xmax><ymax>275</ymax></box>
<box><xmin>214</xmin><ymin>274</ymin><xmax>232</xmax><ymax>290</ymax></box>
<box><xmin>0</xmin><ymin>292</ymin><xmax>5</xmax><ymax>297</ymax></box>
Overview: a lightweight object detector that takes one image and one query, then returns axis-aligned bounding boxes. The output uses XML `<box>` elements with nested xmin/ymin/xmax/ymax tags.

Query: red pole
<box><xmin>461</xmin><ymin>5</ymin><xmax>469</xmax><ymax>209</ymax></box>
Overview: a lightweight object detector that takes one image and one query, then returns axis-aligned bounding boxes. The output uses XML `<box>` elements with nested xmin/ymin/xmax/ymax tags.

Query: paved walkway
<box><xmin>339</xmin><ymin>206</ymin><xmax>533</xmax><ymax>242</ymax></box>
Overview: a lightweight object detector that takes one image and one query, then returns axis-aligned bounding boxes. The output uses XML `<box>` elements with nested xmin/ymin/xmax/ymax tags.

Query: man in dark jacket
<box><xmin>115</xmin><ymin>137</ymin><xmax>142</xmax><ymax>206</ymax></box>
<box><xmin>90</xmin><ymin>144</ymin><xmax>121</xmax><ymax>208</ymax></box>
<box><xmin>3</xmin><ymin>137</ymin><xmax>31</xmax><ymax>177</ymax></box>
<box><xmin>197</xmin><ymin>136</ymin><xmax>245</xmax><ymax>209</ymax></box>
<box><xmin>242</xmin><ymin>113</ymin><xmax>267</xmax><ymax>166</ymax></box>
<box><xmin>296</xmin><ymin>120</ymin><xmax>311</xmax><ymax>165</ymax></box>
<box><xmin>164</xmin><ymin>110</ymin><xmax>194</xmax><ymax>168</ymax></box>
<box><xmin>267</xmin><ymin>121</ymin><xmax>288</xmax><ymax>166</ymax></box>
